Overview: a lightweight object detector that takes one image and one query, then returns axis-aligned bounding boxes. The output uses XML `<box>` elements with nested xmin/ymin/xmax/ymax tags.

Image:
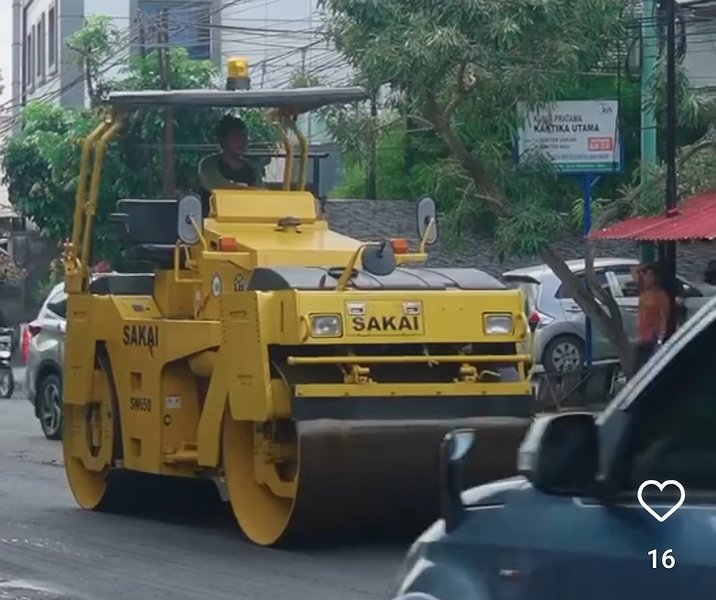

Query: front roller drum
<box><xmin>222</xmin><ymin>416</ymin><xmax>530</xmax><ymax>547</ymax></box>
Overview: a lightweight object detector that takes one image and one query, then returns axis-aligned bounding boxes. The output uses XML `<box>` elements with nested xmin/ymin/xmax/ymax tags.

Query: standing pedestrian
<box><xmin>630</xmin><ymin>262</ymin><xmax>671</xmax><ymax>372</ymax></box>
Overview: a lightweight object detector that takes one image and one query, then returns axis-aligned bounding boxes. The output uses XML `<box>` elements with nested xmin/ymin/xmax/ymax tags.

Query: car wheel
<box><xmin>543</xmin><ymin>335</ymin><xmax>584</xmax><ymax>374</ymax></box>
<box><xmin>0</xmin><ymin>367</ymin><xmax>14</xmax><ymax>399</ymax></box>
<box><xmin>38</xmin><ymin>372</ymin><xmax>63</xmax><ymax>440</ymax></box>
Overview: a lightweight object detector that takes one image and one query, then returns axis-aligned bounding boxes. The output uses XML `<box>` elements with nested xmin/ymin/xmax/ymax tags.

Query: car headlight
<box><xmin>484</xmin><ymin>313</ymin><xmax>513</xmax><ymax>335</ymax></box>
<box><xmin>311</xmin><ymin>314</ymin><xmax>342</xmax><ymax>337</ymax></box>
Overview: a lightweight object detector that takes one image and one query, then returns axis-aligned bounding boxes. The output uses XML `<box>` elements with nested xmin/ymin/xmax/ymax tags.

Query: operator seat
<box><xmin>111</xmin><ymin>199</ymin><xmax>183</xmax><ymax>269</ymax></box>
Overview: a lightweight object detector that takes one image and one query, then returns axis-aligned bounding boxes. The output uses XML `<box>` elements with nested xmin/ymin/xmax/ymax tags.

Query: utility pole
<box><xmin>367</xmin><ymin>95</ymin><xmax>377</xmax><ymax>200</ymax></box>
<box><xmin>301</xmin><ymin>46</ymin><xmax>312</xmax><ymax>142</ymax></box>
<box><xmin>640</xmin><ymin>0</ymin><xmax>658</xmax><ymax>263</ymax></box>
<box><xmin>158</xmin><ymin>8</ymin><xmax>175</xmax><ymax>197</ymax></box>
<box><xmin>664</xmin><ymin>0</ymin><xmax>678</xmax><ymax>336</ymax></box>
<box><xmin>137</xmin><ymin>13</ymin><xmax>147</xmax><ymax>59</ymax></box>
<box><xmin>404</xmin><ymin>114</ymin><xmax>415</xmax><ymax>176</ymax></box>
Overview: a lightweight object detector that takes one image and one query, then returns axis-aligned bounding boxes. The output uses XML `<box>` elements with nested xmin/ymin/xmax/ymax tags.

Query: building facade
<box><xmin>12</xmin><ymin>0</ymin><xmax>346</xmax><ymax>113</ymax></box>
<box><xmin>12</xmin><ymin>0</ymin><xmax>225</xmax><ymax>113</ymax></box>
<box><xmin>10</xmin><ymin>0</ymin><xmax>347</xmax><ymax>192</ymax></box>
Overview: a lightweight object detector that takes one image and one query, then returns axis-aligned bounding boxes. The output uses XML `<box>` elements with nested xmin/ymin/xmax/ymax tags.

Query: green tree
<box><xmin>66</xmin><ymin>15</ymin><xmax>122</xmax><ymax>106</ymax></box>
<box><xmin>2</xmin><ymin>41</ymin><xmax>275</xmax><ymax>265</ymax></box>
<box><xmin>321</xmin><ymin>0</ymin><xmax>716</xmax><ymax>375</ymax></box>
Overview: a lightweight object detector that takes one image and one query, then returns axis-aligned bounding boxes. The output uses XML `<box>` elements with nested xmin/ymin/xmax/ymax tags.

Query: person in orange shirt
<box><xmin>630</xmin><ymin>262</ymin><xmax>671</xmax><ymax>372</ymax></box>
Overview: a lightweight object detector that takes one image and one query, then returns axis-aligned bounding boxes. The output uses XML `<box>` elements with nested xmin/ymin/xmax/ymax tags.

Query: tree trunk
<box><xmin>540</xmin><ymin>245</ymin><xmax>634</xmax><ymax>377</ymax></box>
<box><xmin>423</xmin><ymin>89</ymin><xmax>636</xmax><ymax>378</ymax></box>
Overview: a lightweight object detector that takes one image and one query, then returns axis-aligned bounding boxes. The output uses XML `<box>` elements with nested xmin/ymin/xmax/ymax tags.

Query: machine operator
<box><xmin>198</xmin><ymin>114</ymin><xmax>258</xmax><ymax>206</ymax></box>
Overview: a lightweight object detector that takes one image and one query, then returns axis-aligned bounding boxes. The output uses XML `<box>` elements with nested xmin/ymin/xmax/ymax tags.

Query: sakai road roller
<box><xmin>60</xmin><ymin>58</ymin><xmax>535</xmax><ymax>547</ymax></box>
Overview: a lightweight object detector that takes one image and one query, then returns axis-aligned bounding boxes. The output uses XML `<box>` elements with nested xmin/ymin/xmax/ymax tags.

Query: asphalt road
<box><xmin>0</xmin><ymin>380</ymin><xmax>406</xmax><ymax>600</ymax></box>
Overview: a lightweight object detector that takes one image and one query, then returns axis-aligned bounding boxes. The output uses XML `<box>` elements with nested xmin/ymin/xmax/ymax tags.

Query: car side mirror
<box><xmin>440</xmin><ymin>428</ymin><xmax>476</xmax><ymax>532</ymax></box>
<box><xmin>518</xmin><ymin>413</ymin><xmax>598</xmax><ymax>495</ymax></box>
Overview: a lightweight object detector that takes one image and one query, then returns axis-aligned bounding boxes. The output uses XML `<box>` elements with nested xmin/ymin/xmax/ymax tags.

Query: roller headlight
<box><xmin>484</xmin><ymin>314</ymin><xmax>513</xmax><ymax>335</ymax></box>
<box><xmin>311</xmin><ymin>314</ymin><xmax>342</xmax><ymax>337</ymax></box>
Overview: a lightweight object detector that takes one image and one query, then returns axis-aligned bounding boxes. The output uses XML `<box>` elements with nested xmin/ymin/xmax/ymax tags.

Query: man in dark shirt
<box><xmin>198</xmin><ymin>115</ymin><xmax>258</xmax><ymax>208</ymax></box>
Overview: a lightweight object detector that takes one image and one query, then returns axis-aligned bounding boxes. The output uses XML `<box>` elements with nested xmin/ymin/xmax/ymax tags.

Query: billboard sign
<box><xmin>516</xmin><ymin>100</ymin><xmax>621</xmax><ymax>174</ymax></box>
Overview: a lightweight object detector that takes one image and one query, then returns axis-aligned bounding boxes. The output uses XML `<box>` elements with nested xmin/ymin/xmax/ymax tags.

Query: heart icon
<box><xmin>637</xmin><ymin>480</ymin><xmax>686</xmax><ymax>522</ymax></box>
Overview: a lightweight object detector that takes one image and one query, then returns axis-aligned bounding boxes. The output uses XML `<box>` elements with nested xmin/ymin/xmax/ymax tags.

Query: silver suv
<box><xmin>503</xmin><ymin>258</ymin><xmax>712</xmax><ymax>373</ymax></box>
<box><xmin>25</xmin><ymin>282</ymin><xmax>66</xmax><ymax>439</ymax></box>
<box><xmin>24</xmin><ymin>273</ymin><xmax>154</xmax><ymax>440</ymax></box>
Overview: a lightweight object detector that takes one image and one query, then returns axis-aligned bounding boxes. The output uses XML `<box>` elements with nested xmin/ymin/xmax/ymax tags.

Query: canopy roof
<box><xmin>590</xmin><ymin>190</ymin><xmax>716</xmax><ymax>242</ymax></box>
<box><xmin>105</xmin><ymin>87</ymin><xmax>368</xmax><ymax>112</ymax></box>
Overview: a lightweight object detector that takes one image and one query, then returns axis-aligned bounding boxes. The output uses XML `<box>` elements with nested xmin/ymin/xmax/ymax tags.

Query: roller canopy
<box><xmin>105</xmin><ymin>87</ymin><xmax>368</xmax><ymax>112</ymax></box>
<box><xmin>247</xmin><ymin>266</ymin><xmax>506</xmax><ymax>291</ymax></box>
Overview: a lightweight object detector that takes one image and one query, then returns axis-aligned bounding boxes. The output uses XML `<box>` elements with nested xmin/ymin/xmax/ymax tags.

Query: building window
<box><xmin>39</xmin><ymin>14</ymin><xmax>46</xmax><ymax>81</ymax></box>
<box><xmin>49</xmin><ymin>5</ymin><xmax>57</xmax><ymax>70</ymax></box>
<box><xmin>138</xmin><ymin>1</ymin><xmax>211</xmax><ymax>61</ymax></box>
<box><xmin>24</xmin><ymin>32</ymin><xmax>31</xmax><ymax>90</ymax></box>
<box><xmin>35</xmin><ymin>21</ymin><xmax>42</xmax><ymax>79</ymax></box>
<box><xmin>30</xmin><ymin>25</ymin><xmax>36</xmax><ymax>88</ymax></box>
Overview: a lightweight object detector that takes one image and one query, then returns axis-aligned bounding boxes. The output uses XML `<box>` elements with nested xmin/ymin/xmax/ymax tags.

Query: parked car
<box><xmin>0</xmin><ymin>327</ymin><xmax>14</xmax><ymax>398</ymax></box>
<box><xmin>391</xmin><ymin>296</ymin><xmax>716</xmax><ymax>600</ymax></box>
<box><xmin>24</xmin><ymin>272</ymin><xmax>151</xmax><ymax>439</ymax></box>
<box><xmin>503</xmin><ymin>258</ymin><xmax>713</xmax><ymax>373</ymax></box>
<box><xmin>25</xmin><ymin>282</ymin><xmax>67</xmax><ymax>440</ymax></box>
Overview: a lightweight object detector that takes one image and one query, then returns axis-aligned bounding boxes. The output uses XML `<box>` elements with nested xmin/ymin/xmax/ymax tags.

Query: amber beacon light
<box><xmin>226</xmin><ymin>57</ymin><xmax>251</xmax><ymax>91</ymax></box>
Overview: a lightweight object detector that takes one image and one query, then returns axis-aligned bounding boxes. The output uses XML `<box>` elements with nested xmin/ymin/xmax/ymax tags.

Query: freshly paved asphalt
<box><xmin>0</xmin><ymin>374</ymin><xmax>406</xmax><ymax>600</ymax></box>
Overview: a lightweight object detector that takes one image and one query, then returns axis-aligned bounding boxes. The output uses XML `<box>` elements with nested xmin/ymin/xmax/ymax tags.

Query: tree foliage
<box><xmin>319</xmin><ymin>0</ymin><xmax>650</xmax><ymax>373</ymax></box>
<box><xmin>2</xmin><ymin>38</ymin><xmax>275</xmax><ymax>264</ymax></box>
<box><xmin>66</xmin><ymin>15</ymin><xmax>123</xmax><ymax>106</ymax></box>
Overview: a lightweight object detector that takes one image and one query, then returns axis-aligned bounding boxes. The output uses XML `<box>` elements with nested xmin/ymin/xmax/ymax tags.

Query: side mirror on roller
<box><xmin>177</xmin><ymin>193</ymin><xmax>203</xmax><ymax>245</ymax></box>
<box><xmin>361</xmin><ymin>241</ymin><xmax>397</xmax><ymax>277</ymax></box>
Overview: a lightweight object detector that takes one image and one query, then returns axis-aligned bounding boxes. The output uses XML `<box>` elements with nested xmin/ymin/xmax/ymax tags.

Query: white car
<box><xmin>24</xmin><ymin>282</ymin><xmax>66</xmax><ymax>439</ymax></box>
<box><xmin>503</xmin><ymin>258</ymin><xmax>714</xmax><ymax>373</ymax></box>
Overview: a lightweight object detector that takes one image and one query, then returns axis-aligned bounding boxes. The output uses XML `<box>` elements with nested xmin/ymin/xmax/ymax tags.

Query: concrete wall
<box><xmin>15</xmin><ymin>0</ymin><xmax>86</xmax><ymax>108</ymax></box>
<box><xmin>16</xmin><ymin>0</ymin><xmax>222</xmax><ymax>109</ymax></box>
<box><xmin>20</xmin><ymin>0</ymin><xmax>63</xmax><ymax>104</ymax></box>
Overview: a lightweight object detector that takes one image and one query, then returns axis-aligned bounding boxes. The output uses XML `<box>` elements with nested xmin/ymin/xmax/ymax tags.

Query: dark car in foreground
<box><xmin>392</xmin><ymin>296</ymin><xmax>716</xmax><ymax>600</ymax></box>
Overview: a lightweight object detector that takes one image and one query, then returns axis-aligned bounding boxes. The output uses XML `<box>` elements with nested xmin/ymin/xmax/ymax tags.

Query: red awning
<box><xmin>590</xmin><ymin>190</ymin><xmax>716</xmax><ymax>242</ymax></box>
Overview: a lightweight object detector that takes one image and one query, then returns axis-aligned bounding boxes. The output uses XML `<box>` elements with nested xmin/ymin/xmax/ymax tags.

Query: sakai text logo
<box><xmin>351</xmin><ymin>315</ymin><xmax>420</xmax><ymax>332</ymax></box>
<box><xmin>123</xmin><ymin>325</ymin><xmax>159</xmax><ymax>348</ymax></box>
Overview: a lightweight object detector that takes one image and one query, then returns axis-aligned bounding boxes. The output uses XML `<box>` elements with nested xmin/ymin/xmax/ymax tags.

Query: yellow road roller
<box><xmin>60</xmin><ymin>59</ymin><xmax>535</xmax><ymax>547</ymax></box>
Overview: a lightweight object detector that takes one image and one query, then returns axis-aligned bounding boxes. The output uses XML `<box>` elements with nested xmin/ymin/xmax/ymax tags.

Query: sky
<box><xmin>0</xmin><ymin>1</ymin><xmax>11</xmax><ymax>109</ymax></box>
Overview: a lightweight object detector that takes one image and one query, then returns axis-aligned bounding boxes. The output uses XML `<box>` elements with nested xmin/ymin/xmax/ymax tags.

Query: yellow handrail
<box><xmin>270</xmin><ymin>112</ymin><xmax>294</xmax><ymax>191</ymax></box>
<box><xmin>287</xmin><ymin>354</ymin><xmax>532</xmax><ymax>366</ymax></box>
<box><xmin>79</xmin><ymin>116</ymin><xmax>125</xmax><ymax>281</ymax></box>
<box><xmin>281</xmin><ymin>114</ymin><xmax>295</xmax><ymax>191</ymax></box>
<box><xmin>335</xmin><ymin>245</ymin><xmax>365</xmax><ymax>291</ymax></box>
<box><xmin>286</xmin><ymin>116</ymin><xmax>308</xmax><ymax>191</ymax></box>
<box><xmin>71</xmin><ymin>119</ymin><xmax>110</xmax><ymax>252</ymax></box>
